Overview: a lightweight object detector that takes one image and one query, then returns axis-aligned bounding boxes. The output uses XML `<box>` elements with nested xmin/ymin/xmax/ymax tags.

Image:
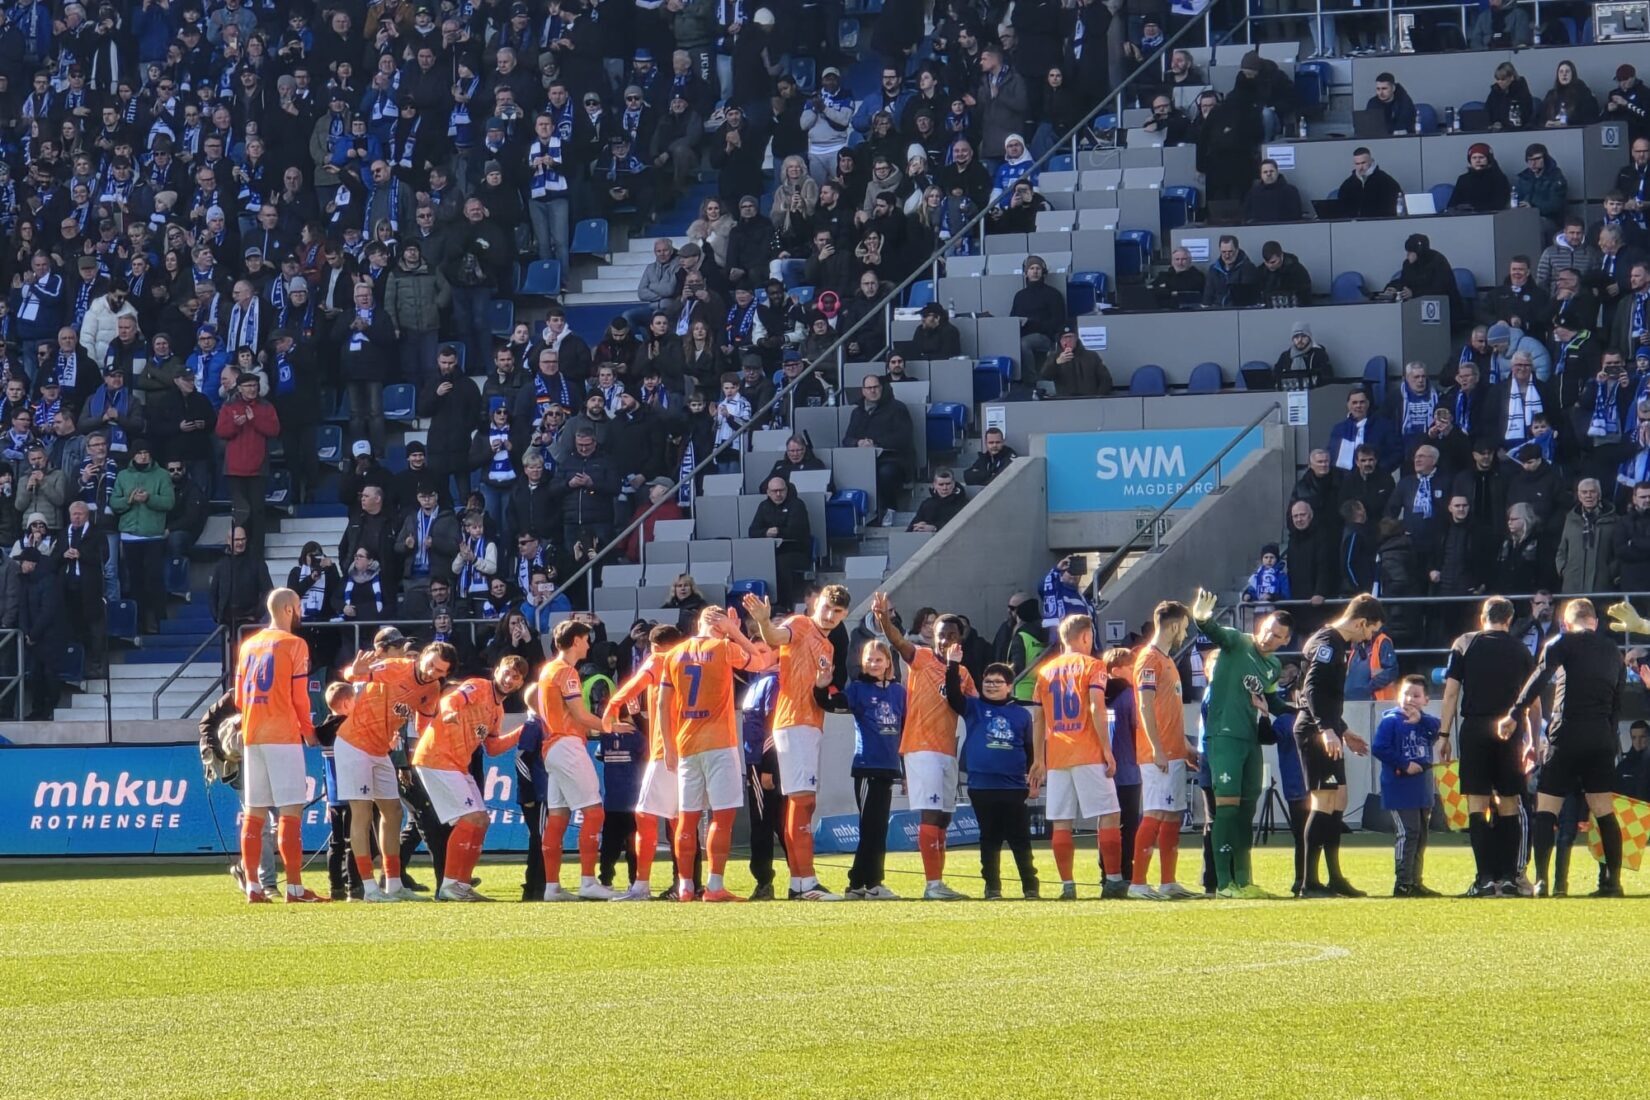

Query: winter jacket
<box><xmin>110</xmin><ymin>461</ymin><xmax>175</xmax><ymax>538</ymax></box>
<box><xmin>385</xmin><ymin>260</ymin><xmax>451</xmax><ymax>334</ymax></box>
<box><xmin>1371</xmin><ymin>708</ymin><xmax>1440</xmax><ymax>811</ymax></box>
<box><xmin>1556</xmin><ymin>504</ymin><xmax>1620</xmax><ymax>594</ymax></box>
<box><xmin>78</xmin><ymin>298</ymin><xmax>139</xmax><ymax>363</ymax></box>
<box><xmin>395</xmin><ymin>508</ymin><xmax>461</xmax><ymax>584</ymax></box>
<box><xmin>1242</xmin><ymin>177</ymin><xmax>1306</xmax><ymax>223</ymax></box>
<box><xmin>214</xmin><ymin>396</ymin><xmax>281</xmax><ymax>477</ymax></box>
<box><xmin>1536</xmin><ymin>240</ymin><xmax>1601</xmax><ymax>290</ymax></box>
<box><xmin>1614</xmin><ymin>506</ymin><xmax>1650</xmax><ymax>591</ymax></box>
<box><xmin>1514</xmin><ymin>165</ymin><xmax>1568</xmax><ymax>222</ymax></box>
<box><xmin>418</xmin><ymin>370</ymin><xmax>483</xmax><ymax>472</ymax></box>
<box><xmin>1345</xmin><ymin>634</ymin><xmax>1399</xmax><ymax>701</ymax></box>
<box><xmin>1449</xmin><ymin>164</ymin><xmax>1512</xmax><ymax>213</ymax></box>
<box><xmin>1468</xmin><ymin>3</ymin><xmax>1533</xmax><ymax>49</ymax></box>
<box><xmin>976</xmin><ymin>69</ymin><xmax>1031</xmax><ymax>159</ymax></box>
<box><xmin>1037</xmin><ymin>346</ymin><xmax>1113</xmax><ymax>397</ymax></box>
<box><xmin>637</xmin><ymin>258</ymin><xmax>681</xmax><ymax>308</ymax></box>
<box><xmin>1201</xmin><ymin>250</ymin><xmax>1262</xmax><ymax>308</ymax></box>
<box><xmin>1284</xmin><ymin>520</ymin><xmax>1338</xmax><ymax>600</ymax></box>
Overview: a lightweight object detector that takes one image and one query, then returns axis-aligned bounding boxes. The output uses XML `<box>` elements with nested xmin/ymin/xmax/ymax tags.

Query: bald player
<box><xmin>337</xmin><ymin>641</ymin><xmax>453</xmax><ymax>901</ymax></box>
<box><xmin>535</xmin><ymin>620</ymin><xmax>619</xmax><ymax>901</ymax></box>
<box><xmin>659</xmin><ymin>606</ymin><xmax>759</xmax><ymax>902</ymax></box>
<box><xmin>603</xmin><ymin>623</ymin><xmax>688</xmax><ymax>901</ymax></box>
<box><xmin>743</xmin><ymin>584</ymin><xmax>851</xmax><ymax>901</ymax></box>
<box><xmin>411</xmin><ymin>656</ymin><xmax>529</xmax><ymax>901</ymax></box>
<box><xmin>236</xmin><ymin>588</ymin><xmax>322</xmax><ymax>903</ymax></box>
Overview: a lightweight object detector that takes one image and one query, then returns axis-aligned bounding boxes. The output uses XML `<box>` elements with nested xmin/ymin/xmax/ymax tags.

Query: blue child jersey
<box><xmin>845</xmin><ymin>677</ymin><xmax>906</xmax><ymax>773</ymax></box>
<box><xmin>960</xmin><ymin>697</ymin><xmax>1034</xmax><ymax>791</ymax></box>
<box><xmin>1107</xmin><ymin>686</ymin><xmax>1142</xmax><ymax>787</ymax></box>
<box><xmin>740</xmin><ymin>673</ymin><xmax>778</xmax><ymax>760</ymax></box>
<box><xmin>1371</xmin><ymin>707</ymin><xmax>1440</xmax><ymax>811</ymax></box>
<box><xmin>597</xmin><ymin>727</ymin><xmax>646</xmax><ymax>810</ymax></box>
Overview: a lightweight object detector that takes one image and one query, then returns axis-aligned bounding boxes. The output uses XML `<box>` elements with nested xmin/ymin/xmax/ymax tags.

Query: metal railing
<box><xmin>150</xmin><ymin>623</ymin><xmax>227</xmax><ymax>720</ymax></box>
<box><xmin>0</xmin><ymin>629</ymin><xmax>23</xmax><ymax>721</ymax></box>
<box><xmin>1083</xmin><ymin>402</ymin><xmax>1281</xmax><ymax>604</ymax></box>
<box><xmin>1247</xmin><ymin>0</ymin><xmax>1572</xmax><ymax>52</ymax></box>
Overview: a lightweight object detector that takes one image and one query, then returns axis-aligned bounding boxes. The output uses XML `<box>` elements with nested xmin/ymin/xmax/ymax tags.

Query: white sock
<box><xmin>926</xmin><ymin>879</ymin><xmax>943</xmax><ymax>889</ymax></box>
<box><xmin>803</xmin><ymin>875</ymin><xmax>818</xmax><ymax>890</ymax></box>
<box><xmin>707</xmin><ymin>872</ymin><xmax>724</xmax><ymax>892</ymax></box>
<box><xmin>544</xmin><ymin>884</ymin><xmax>564</xmax><ymax>898</ymax></box>
<box><xmin>789</xmin><ymin>876</ymin><xmax>803</xmax><ymax>892</ymax></box>
<box><xmin>678</xmin><ymin>876</ymin><xmax>694</xmax><ymax>894</ymax></box>
<box><xmin>1106</xmin><ymin>873</ymin><xmax>1123</xmax><ymax>882</ymax></box>
<box><xmin>286</xmin><ymin>883</ymin><xmax>304</xmax><ymax>896</ymax></box>
<box><xmin>1063</xmin><ymin>879</ymin><xmax>1075</xmax><ymax>887</ymax></box>
<box><xmin>580</xmin><ymin>875</ymin><xmax>597</xmax><ymax>888</ymax></box>
<box><xmin>385</xmin><ymin>876</ymin><xmax>403</xmax><ymax>893</ymax></box>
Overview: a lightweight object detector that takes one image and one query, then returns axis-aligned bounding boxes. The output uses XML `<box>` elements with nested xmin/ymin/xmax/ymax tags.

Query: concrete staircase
<box><xmin>572</xmin><ymin>233</ymin><xmax>689</xmax><ymax>305</ymax></box>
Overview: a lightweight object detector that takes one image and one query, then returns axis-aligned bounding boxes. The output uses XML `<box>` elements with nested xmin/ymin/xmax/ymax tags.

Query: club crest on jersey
<box><xmin>1314</xmin><ymin>644</ymin><xmax>1334</xmax><ymax>662</ymax></box>
<box><xmin>1242</xmin><ymin>674</ymin><xmax>1262</xmax><ymax>694</ymax></box>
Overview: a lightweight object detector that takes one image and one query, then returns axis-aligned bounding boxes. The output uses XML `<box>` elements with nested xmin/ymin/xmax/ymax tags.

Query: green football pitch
<box><xmin>4</xmin><ymin>841</ymin><xmax>1647</xmax><ymax>1099</ymax></box>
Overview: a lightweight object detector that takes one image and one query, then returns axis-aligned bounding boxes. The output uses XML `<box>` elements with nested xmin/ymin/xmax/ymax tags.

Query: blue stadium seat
<box><xmin>926</xmin><ymin>402</ymin><xmax>968</xmax><ymax>454</ymax></box>
<box><xmin>906</xmin><ymin>279</ymin><xmax>935</xmax><ymax>309</ymax></box>
<box><xmin>838</xmin><ymin>17</ymin><xmax>859</xmax><ymax>49</ymax></box>
<box><xmin>1453</xmin><ymin>267</ymin><xmax>1478</xmax><ymax>304</ymax></box>
<box><xmin>571</xmin><ymin>218</ymin><xmax>609</xmax><ymax>258</ymax></box>
<box><xmin>1330</xmin><ymin>271</ymin><xmax>1366</xmax><ymax>303</ymax></box>
<box><xmin>1128</xmin><ymin>364</ymin><xmax>1168</xmax><ymax>396</ymax></box>
<box><xmin>1459</xmin><ymin>100</ymin><xmax>1486</xmax><ymax>114</ymax></box>
<box><xmin>1416</xmin><ymin>103</ymin><xmax>1438</xmax><ymax>134</ymax></box>
<box><xmin>790</xmin><ymin>285</ymin><xmax>816</xmax><ymax>307</ymax></box>
<box><xmin>973</xmin><ymin>356</ymin><xmax>1013</xmax><ymax>402</ymax></box>
<box><xmin>792</xmin><ymin>57</ymin><xmax>817</xmax><ymax>93</ymax></box>
<box><xmin>488</xmin><ymin>298</ymin><xmax>515</xmax><ymax>337</ymax></box>
<box><xmin>1235</xmin><ymin>360</ymin><xmax>1271</xmax><ymax>391</ymax></box>
<box><xmin>1430</xmin><ymin>183</ymin><xmax>1454</xmax><ymax>211</ymax></box>
<box><xmin>775</xmin><ymin>258</ymin><xmax>809</xmax><ymax>288</ymax></box>
<box><xmin>1096</xmin><ymin>113</ymin><xmax>1118</xmax><ymax>131</ymax></box>
<box><xmin>1160</xmin><ymin>186</ymin><xmax>1199</xmax><ymax>231</ymax></box>
<box><xmin>315</xmin><ymin>423</ymin><xmax>342</xmax><ymax>464</ymax></box>
<box><xmin>844</xmin><ymin>0</ymin><xmax>882</xmax><ymax>13</ymax></box>
<box><xmin>1187</xmin><ymin>361</ymin><xmax>1223</xmax><ymax>393</ymax></box>
<box><xmin>1066</xmin><ymin>270</ymin><xmax>1108</xmax><ymax>316</ymax></box>
<box><xmin>327</xmin><ymin>388</ymin><xmax>351</xmax><ymax>424</ymax></box>
<box><xmin>264</xmin><ymin>468</ymin><xmax>291</xmax><ymax>505</ymax></box>
<box><xmin>1047</xmin><ymin>153</ymin><xmax>1075</xmax><ymax>173</ymax></box>
<box><xmin>827</xmin><ymin>489</ymin><xmax>868</xmax><ymax>538</ymax></box>
<box><xmin>1326</xmin><ymin>187</ymin><xmax>1340</xmax><ymax>200</ymax></box>
<box><xmin>109</xmin><ymin>599</ymin><xmax>139</xmax><ymax>640</ymax></box>
<box><xmin>384</xmin><ymin>444</ymin><xmax>409</xmax><ymax>472</ymax></box>
<box><xmin>61</xmin><ymin>643</ymin><xmax>85</xmax><ymax>685</ymax></box>
<box><xmin>383</xmin><ymin>383</ymin><xmax>417</xmax><ymax>422</ymax></box>
<box><xmin>1115</xmin><ymin>231</ymin><xmax>1153</xmax><ymax>279</ymax></box>
<box><xmin>164</xmin><ymin>556</ymin><xmax>191</xmax><ymax>597</ymax></box>
<box><xmin>1295</xmin><ymin>61</ymin><xmax>1330</xmax><ymax>115</ymax></box>
<box><xmin>519</xmin><ymin>259</ymin><xmax>563</xmax><ymax>297</ymax></box>
<box><xmin>1364</xmin><ymin>356</ymin><xmax>1389</xmax><ymax>402</ymax></box>
<box><xmin>729</xmin><ymin>578</ymin><xmax>769</xmax><ymax>601</ymax></box>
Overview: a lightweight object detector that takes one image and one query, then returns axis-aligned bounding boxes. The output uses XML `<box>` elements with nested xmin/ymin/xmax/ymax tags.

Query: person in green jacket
<box><xmin>110</xmin><ymin>438</ymin><xmax>176</xmax><ymax>633</ymax></box>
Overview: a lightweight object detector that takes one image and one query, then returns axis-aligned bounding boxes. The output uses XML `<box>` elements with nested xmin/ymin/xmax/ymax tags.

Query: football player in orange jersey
<box><xmin>534</xmin><ymin>620</ymin><xmax>621</xmax><ymax>901</ymax></box>
<box><xmin>658</xmin><ymin>606</ymin><xmax>759</xmax><ymax>902</ymax></box>
<box><xmin>235</xmin><ymin>588</ymin><xmax>324</xmax><ymax>904</ymax></box>
<box><xmin>1129</xmin><ymin>601</ymin><xmax>1201</xmax><ymax>900</ymax></box>
<box><xmin>1031</xmin><ymin>614</ymin><xmax>1123</xmax><ymax>901</ymax></box>
<box><xmin>603</xmin><ymin>623</ymin><xmax>689</xmax><ymax>901</ymax></box>
<box><xmin>743</xmin><ymin>584</ymin><xmax>851</xmax><ymax>901</ymax></box>
<box><xmin>337</xmin><ymin>641</ymin><xmax>454</xmax><ymax>902</ymax></box>
<box><xmin>411</xmin><ymin>655</ymin><xmax>529</xmax><ymax>901</ymax></box>
<box><xmin>871</xmin><ymin>591</ymin><xmax>977</xmax><ymax>901</ymax></box>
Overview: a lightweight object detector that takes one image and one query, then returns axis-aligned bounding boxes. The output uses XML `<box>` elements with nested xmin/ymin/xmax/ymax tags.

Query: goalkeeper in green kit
<box><xmin>1192</xmin><ymin>588</ymin><xmax>1293</xmax><ymax>899</ymax></box>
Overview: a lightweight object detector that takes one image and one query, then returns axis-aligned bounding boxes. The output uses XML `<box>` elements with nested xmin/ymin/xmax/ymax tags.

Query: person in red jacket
<box><xmin>216</xmin><ymin>371</ymin><xmax>281</xmax><ymax>556</ymax></box>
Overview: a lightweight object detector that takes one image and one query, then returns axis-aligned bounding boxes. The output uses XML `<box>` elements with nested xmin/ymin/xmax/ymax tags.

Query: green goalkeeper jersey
<box><xmin>1196</xmin><ymin>617</ymin><xmax>1283</xmax><ymax>742</ymax></box>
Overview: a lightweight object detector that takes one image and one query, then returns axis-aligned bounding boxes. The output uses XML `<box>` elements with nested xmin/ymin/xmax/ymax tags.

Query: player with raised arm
<box><xmin>872</xmin><ymin>591</ymin><xmax>977</xmax><ymax>901</ymax></box>
<box><xmin>1130</xmin><ymin>601</ymin><xmax>1200</xmax><ymax>900</ymax></box>
<box><xmin>603</xmin><ymin>623</ymin><xmax>687</xmax><ymax>901</ymax></box>
<box><xmin>337</xmin><ymin>641</ymin><xmax>453</xmax><ymax>901</ymax></box>
<box><xmin>411</xmin><ymin>656</ymin><xmax>530</xmax><ymax>901</ymax></box>
<box><xmin>235</xmin><ymin>588</ymin><xmax>323</xmax><ymax>903</ymax></box>
<box><xmin>1191</xmin><ymin>587</ymin><xmax>1292</xmax><ymax>899</ymax></box>
<box><xmin>742</xmin><ymin>584</ymin><xmax>851</xmax><ymax>901</ymax></box>
<box><xmin>658</xmin><ymin>606</ymin><xmax>759</xmax><ymax>902</ymax></box>
<box><xmin>1030</xmin><ymin>614</ymin><xmax>1123</xmax><ymax>899</ymax></box>
<box><xmin>1293</xmin><ymin>594</ymin><xmax>1385</xmax><ymax>899</ymax></box>
<box><xmin>534</xmin><ymin>620</ymin><xmax>623</xmax><ymax>900</ymax></box>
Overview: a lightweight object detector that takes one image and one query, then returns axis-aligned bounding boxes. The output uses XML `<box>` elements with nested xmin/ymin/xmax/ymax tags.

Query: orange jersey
<box><xmin>412</xmin><ymin>677</ymin><xmax>519</xmax><ymax>772</ymax></box>
<box><xmin>535</xmin><ymin>657</ymin><xmax>586</xmax><ymax>744</ymax></box>
<box><xmin>900</xmin><ymin>647</ymin><xmax>975</xmax><ymax>756</ymax></box>
<box><xmin>235</xmin><ymin>628</ymin><xmax>313</xmax><ymax>746</ymax></box>
<box><xmin>663</xmin><ymin>636</ymin><xmax>749</xmax><ymax>755</ymax></box>
<box><xmin>1132</xmin><ymin>646</ymin><xmax>1189</xmax><ymax>762</ymax></box>
<box><xmin>605</xmin><ymin>652</ymin><xmax>671</xmax><ymax>760</ymax></box>
<box><xmin>1035</xmin><ymin>652</ymin><xmax>1108</xmax><ymax>769</ymax></box>
<box><xmin>773</xmin><ymin>614</ymin><xmax>833</xmax><ymax>730</ymax></box>
<box><xmin>338</xmin><ymin>657</ymin><xmax>442</xmax><ymax>755</ymax></box>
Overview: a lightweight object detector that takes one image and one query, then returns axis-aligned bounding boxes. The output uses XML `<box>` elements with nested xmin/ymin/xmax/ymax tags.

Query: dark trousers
<box><xmin>399</xmin><ymin>766</ymin><xmax>447</xmax><ymax>881</ymax></box>
<box><xmin>1390</xmin><ymin>806</ymin><xmax>1430</xmax><ymax>886</ymax></box>
<box><xmin>599</xmin><ymin>807</ymin><xmax>638</xmax><ymax>886</ymax></box>
<box><xmin>972</xmin><ymin>787</ymin><xmax>1039</xmax><ymax>894</ymax></box>
<box><xmin>347</xmin><ymin>380</ymin><xmax>386</xmax><ymax>455</ymax></box>
<box><xmin>326</xmin><ymin>804</ymin><xmax>365</xmax><ymax>896</ymax></box>
<box><xmin>874</xmin><ymin>457</ymin><xmax>908</xmax><ymax>516</ymax></box>
<box><xmin>451</xmin><ymin>285</ymin><xmax>494</xmax><ymax>371</ymax></box>
<box><xmin>746</xmin><ymin>750</ymin><xmax>787</xmax><ymax>886</ymax></box>
<box><xmin>227</xmin><ymin>474</ymin><xmax>267</xmax><ymax>557</ymax></box>
<box><xmin>121</xmin><ymin>537</ymin><xmax>166</xmax><ymax>627</ymax></box>
<box><xmin>1201</xmin><ymin>786</ymin><xmax>1217</xmax><ymax>894</ymax></box>
<box><xmin>521</xmin><ymin>800</ymin><xmax>545</xmax><ymax>900</ymax></box>
<box><xmin>849</xmin><ymin>773</ymin><xmax>896</xmax><ymax>890</ymax></box>
<box><xmin>1117</xmin><ymin>782</ymin><xmax>1141</xmax><ymax>879</ymax></box>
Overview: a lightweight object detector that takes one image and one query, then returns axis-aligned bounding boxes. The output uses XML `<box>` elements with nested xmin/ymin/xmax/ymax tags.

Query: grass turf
<box><xmin>3</xmin><ymin>839</ymin><xmax>1647</xmax><ymax>1099</ymax></box>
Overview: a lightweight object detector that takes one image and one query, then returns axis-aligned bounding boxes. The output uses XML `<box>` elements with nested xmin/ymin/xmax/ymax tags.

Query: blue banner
<box><xmin>0</xmin><ymin>744</ymin><xmax>538</xmax><ymax>856</ymax></box>
<box><xmin>813</xmin><ymin>807</ymin><xmax>981</xmax><ymax>854</ymax></box>
<box><xmin>1045</xmin><ymin>427</ymin><xmax>1263</xmax><ymax>513</ymax></box>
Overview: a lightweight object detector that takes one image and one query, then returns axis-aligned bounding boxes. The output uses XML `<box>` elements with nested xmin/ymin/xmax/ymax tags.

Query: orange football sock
<box><xmin>541</xmin><ymin>812</ymin><xmax>569</xmax><ymax>885</ymax></box>
<box><xmin>675</xmin><ymin>812</ymin><xmax>702</xmax><ymax>887</ymax></box>
<box><xmin>1099</xmin><ymin>826</ymin><xmax>1123</xmax><ymax>879</ymax></box>
<box><xmin>1131</xmin><ymin>817</ymin><xmax>1161</xmax><ymax>886</ymax></box>
<box><xmin>635</xmin><ymin>814</ymin><xmax>659</xmax><ymax>880</ymax></box>
<box><xmin>384</xmin><ymin>854</ymin><xmax>402</xmax><ymax>879</ymax></box>
<box><xmin>918</xmin><ymin>823</ymin><xmax>947</xmax><ymax>881</ymax></box>
<box><xmin>353</xmin><ymin>854</ymin><xmax>374</xmax><ymax>884</ymax></box>
<box><xmin>277</xmin><ymin>814</ymin><xmax>304</xmax><ymax>888</ymax></box>
<box><xmin>1051</xmin><ymin>827</ymin><xmax>1076</xmax><ymax>882</ymax></box>
<box><xmin>579</xmin><ymin>805</ymin><xmax>604</xmax><ymax>877</ymax></box>
<box><xmin>447</xmin><ymin>819</ymin><xmax>485</xmax><ymax>884</ymax></box>
<box><xmin>239</xmin><ymin>816</ymin><xmax>263</xmax><ymax>890</ymax></box>
<box><xmin>1158</xmin><ymin>821</ymin><xmax>1182</xmax><ymax>882</ymax></box>
<box><xmin>785</xmin><ymin>799</ymin><xmax>815</xmax><ymax>878</ymax></box>
<box><xmin>708</xmin><ymin>808</ymin><xmax>736</xmax><ymax>874</ymax></box>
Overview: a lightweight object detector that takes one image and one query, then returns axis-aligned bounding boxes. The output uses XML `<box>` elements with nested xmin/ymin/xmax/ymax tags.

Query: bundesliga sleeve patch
<box><xmin>1314</xmin><ymin>644</ymin><xmax>1334</xmax><ymax>663</ymax></box>
<box><xmin>1138</xmin><ymin>667</ymin><xmax>1157</xmax><ymax>687</ymax></box>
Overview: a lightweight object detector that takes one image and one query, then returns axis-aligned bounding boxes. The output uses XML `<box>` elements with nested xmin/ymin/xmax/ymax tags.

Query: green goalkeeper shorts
<box><xmin>1206</xmin><ymin>736</ymin><xmax>1263</xmax><ymax>801</ymax></box>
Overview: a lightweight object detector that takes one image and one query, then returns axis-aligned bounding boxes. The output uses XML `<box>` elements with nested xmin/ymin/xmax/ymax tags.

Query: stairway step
<box><xmin>107</xmin><ymin>660</ymin><xmax>222</xmax><ymax>677</ymax></box>
<box><xmin>567</xmin><ymin>291</ymin><xmax>648</xmax><ymax>306</ymax></box>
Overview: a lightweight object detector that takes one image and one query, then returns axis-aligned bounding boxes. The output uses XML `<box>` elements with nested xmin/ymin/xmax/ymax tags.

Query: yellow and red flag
<box><xmin>1581</xmin><ymin>796</ymin><xmax>1650</xmax><ymax>873</ymax></box>
<box><xmin>1433</xmin><ymin>761</ymin><xmax>1471</xmax><ymax>832</ymax></box>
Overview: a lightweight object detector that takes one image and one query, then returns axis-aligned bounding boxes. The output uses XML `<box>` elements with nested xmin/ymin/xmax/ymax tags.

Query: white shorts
<box><xmin>543</xmin><ymin>736</ymin><xmax>602</xmax><ymax>812</ymax></box>
<box><xmin>1140</xmin><ymin>758</ymin><xmax>1190</xmax><ymax>815</ymax></box>
<box><xmin>416</xmin><ymin>767</ymin><xmax>486</xmax><ymax>825</ymax></box>
<box><xmin>904</xmin><ymin>750</ymin><xmax>959</xmax><ymax>814</ymax></box>
<box><xmin>243</xmin><ymin>743</ymin><xmax>308</xmax><ymax>810</ymax></box>
<box><xmin>334</xmin><ymin>739</ymin><xmax>398</xmax><ymax>802</ymax></box>
<box><xmin>1046</xmin><ymin>763</ymin><xmax>1121</xmax><ymax>822</ymax></box>
<box><xmin>773</xmin><ymin>724</ymin><xmax>823</xmax><ymax>796</ymax></box>
<box><xmin>635</xmin><ymin>758</ymin><xmax>679</xmax><ymax>818</ymax></box>
<box><xmin>677</xmin><ymin>746</ymin><xmax>744</xmax><ymax>812</ymax></box>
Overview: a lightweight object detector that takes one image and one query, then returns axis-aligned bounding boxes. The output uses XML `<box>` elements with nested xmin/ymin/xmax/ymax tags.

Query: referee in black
<box><xmin>1437</xmin><ymin>596</ymin><xmax>1535</xmax><ymax>897</ymax></box>
<box><xmin>1294</xmin><ymin>594</ymin><xmax>1386</xmax><ymax>898</ymax></box>
<box><xmin>1500</xmin><ymin>598</ymin><xmax>1628</xmax><ymax>897</ymax></box>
